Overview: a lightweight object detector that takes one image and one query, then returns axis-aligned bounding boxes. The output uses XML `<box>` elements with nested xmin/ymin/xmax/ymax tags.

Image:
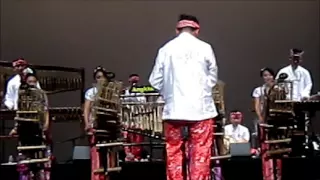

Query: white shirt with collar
<box><xmin>252</xmin><ymin>85</ymin><xmax>267</xmax><ymax>112</ymax></box>
<box><xmin>4</xmin><ymin>74</ymin><xmax>41</xmax><ymax>110</ymax></box>
<box><xmin>149</xmin><ymin>32</ymin><xmax>218</xmax><ymax>121</ymax></box>
<box><xmin>224</xmin><ymin>124</ymin><xmax>250</xmax><ymax>142</ymax></box>
<box><xmin>276</xmin><ymin>65</ymin><xmax>312</xmax><ymax>101</ymax></box>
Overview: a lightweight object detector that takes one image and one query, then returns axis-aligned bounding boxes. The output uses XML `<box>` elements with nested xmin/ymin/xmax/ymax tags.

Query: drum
<box><xmin>121</xmin><ymin>93</ymin><xmax>164</xmax><ymax>139</ymax></box>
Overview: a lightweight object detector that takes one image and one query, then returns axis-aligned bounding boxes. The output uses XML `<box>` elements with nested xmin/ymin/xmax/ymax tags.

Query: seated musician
<box><xmin>276</xmin><ymin>48</ymin><xmax>312</xmax><ymax>101</ymax></box>
<box><xmin>122</xmin><ymin>74</ymin><xmax>147</xmax><ymax>162</ymax></box>
<box><xmin>4</xmin><ymin>58</ymin><xmax>41</xmax><ymax>110</ymax></box>
<box><xmin>224</xmin><ymin>110</ymin><xmax>250</xmax><ymax>143</ymax></box>
<box><xmin>9</xmin><ymin>73</ymin><xmax>50</xmax><ymax>139</ymax></box>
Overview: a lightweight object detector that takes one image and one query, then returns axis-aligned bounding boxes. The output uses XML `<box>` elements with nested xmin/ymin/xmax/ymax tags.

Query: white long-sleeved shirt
<box><xmin>224</xmin><ymin>124</ymin><xmax>250</xmax><ymax>142</ymax></box>
<box><xmin>149</xmin><ymin>32</ymin><xmax>218</xmax><ymax>121</ymax></box>
<box><xmin>4</xmin><ymin>74</ymin><xmax>41</xmax><ymax>110</ymax></box>
<box><xmin>276</xmin><ymin>65</ymin><xmax>312</xmax><ymax>101</ymax></box>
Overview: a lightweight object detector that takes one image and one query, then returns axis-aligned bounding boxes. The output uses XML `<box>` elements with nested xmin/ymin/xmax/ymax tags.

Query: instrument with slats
<box><xmin>90</xmin><ymin>80</ymin><xmax>123</xmax><ymax>178</ymax></box>
<box><xmin>260</xmin><ymin>81</ymin><xmax>294</xmax><ymax>158</ymax></box>
<box><xmin>212</xmin><ymin>80</ymin><xmax>228</xmax><ymax>156</ymax></box>
<box><xmin>120</xmin><ymin>86</ymin><xmax>164</xmax><ymax>139</ymax></box>
<box><xmin>273</xmin><ymin>100</ymin><xmax>320</xmax><ymax>112</ymax></box>
<box><xmin>1</xmin><ymin>107</ymin><xmax>83</xmax><ymax>123</ymax></box>
<box><xmin>0</xmin><ymin>61</ymin><xmax>85</xmax><ymax>98</ymax></box>
<box><xmin>1</xmin><ymin>85</ymin><xmax>51</xmax><ymax>179</ymax></box>
<box><xmin>49</xmin><ymin>107</ymin><xmax>83</xmax><ymax>122</ymax></box>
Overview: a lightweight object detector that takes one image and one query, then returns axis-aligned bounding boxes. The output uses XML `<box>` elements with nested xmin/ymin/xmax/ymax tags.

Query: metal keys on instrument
<box><xmin>120</xmin><ymin>93</ymin><xmax>164</xmax><ymax>139</ymax></box>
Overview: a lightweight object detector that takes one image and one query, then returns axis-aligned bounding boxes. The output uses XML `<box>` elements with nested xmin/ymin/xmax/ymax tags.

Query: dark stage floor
<box><xmin>1</xmin><ymin>157</ymin><xmax>320</xmax><ymax>180</ymax></box>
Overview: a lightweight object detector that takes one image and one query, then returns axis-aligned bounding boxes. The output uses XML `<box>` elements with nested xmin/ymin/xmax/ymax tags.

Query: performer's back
<box><xmin>156</xmin><ymin>32</ymin><xmax>217</xmax><ymax>120</ymax></box>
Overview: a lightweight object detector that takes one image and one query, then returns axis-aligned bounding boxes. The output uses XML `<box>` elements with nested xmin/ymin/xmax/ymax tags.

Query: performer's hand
<box><xmin>43</xmin><ymin>123</ymin><xmax>49</xmax><ymax>132</ymax></box>
<box><xmin>9</xmin><ymin>129</ymin><xmax>17</xmax><ymax>136</ymax></box>
<box><xmin>84</xmin><ymin>124</ymin><xmax>91</xmax><ymax>132</ymax></box>
<box><xmin>258</xmin><ymin>116</ymin><xmax>264</xmax><ymax>123</ymax></box>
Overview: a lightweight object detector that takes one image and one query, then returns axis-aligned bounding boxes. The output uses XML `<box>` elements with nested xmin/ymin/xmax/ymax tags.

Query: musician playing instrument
<box><xmin>252</xmin><ymin>68</ymin><xmax>283</xmax><ymax>180</ymax></box>
<box><xmin>9</xmin><ymin>73</ymin><xmax>50</xmax><ymax>137</ymax></box>
<box><xmin>252</xmin><ymin>68</ymin><xmax>276</xmax><ymax>123</ymax></box>
<box><xmin>7</xmin><ymin>72</ymin><xmax>52</xmax><ymax>180</ymax></box>
<box><xmin>122</xmin><ymin>74</ymin><xmax>146</xmax><ymax>161</ymax></box>
<box><xmin>4</xmin><ymin>58</ymin><xmax>41</xmax><ymax>110</ymax></box>
<box><xmin>276</xmin><ymin>48</ymin><xmax>312</xmax><ymax>101</ymax></box>
<box><xmin>149</xmin><ymin>14</ymin><xmax>218</xmax><ymax>180</ymax></box>
<box><xmin>83</xmin><ymin>66</ymin><xmax>113</xmax><ymax>180</ymax></box>
<box><xmin>224</xmin><ymin>110</ymin><xmax>250</xmax><ymax>143</ymax></box>
<box><xmin>83</xmin><ymin>66</ymin><xmax>109</xmax><ymax>131</ymax></box>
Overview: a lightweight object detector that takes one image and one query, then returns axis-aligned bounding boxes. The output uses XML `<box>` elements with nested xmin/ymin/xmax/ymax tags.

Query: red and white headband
<box><xmin>176</xmin><ymin>20</ymin><xmax>200</xmax><ymax>29</ymax></box>
<box><xmin>12</xmin><ymin>59</ymin><xmax>27</xmax><ymax>67</ymax></box>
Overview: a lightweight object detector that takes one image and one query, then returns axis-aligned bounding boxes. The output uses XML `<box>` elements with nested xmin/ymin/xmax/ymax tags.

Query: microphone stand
<box><xmin>181</xmin><ymin>126</ymin><xmax>189</xmax><ymax>180</ymax></box>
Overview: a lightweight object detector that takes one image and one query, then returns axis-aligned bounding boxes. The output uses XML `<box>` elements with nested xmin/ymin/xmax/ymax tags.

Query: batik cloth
<box><xmin>164</xmin><ymin>119</ymin><xmax>214</xmax><ymax>180</ymax></box>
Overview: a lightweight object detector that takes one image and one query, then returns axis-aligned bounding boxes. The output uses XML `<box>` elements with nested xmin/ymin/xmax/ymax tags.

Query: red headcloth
<box><xmin>12</xmin><ymin>59</ymin><xmax>28</xmax><ymax>67</ymax></box>
<box><xmin>129</xmin><ymin>76</ymin><xmax>140</xmax><ymax>83</ymax></box>
<box><xmin>230</xmin><ymin>112</ymin><xmax>243</xmax><ymax>120</ymax></box>
<box><xmin>176</xmin><ymin>20</ymin><xmax>200</xmax><ymax>29</ymax></box>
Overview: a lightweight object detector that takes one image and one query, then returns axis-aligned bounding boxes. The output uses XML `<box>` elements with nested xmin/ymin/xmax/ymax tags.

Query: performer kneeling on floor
<box><xmin>149</xmin><ymin>14</ymin><xmax>218</xmax><ymax>180</ymax></box>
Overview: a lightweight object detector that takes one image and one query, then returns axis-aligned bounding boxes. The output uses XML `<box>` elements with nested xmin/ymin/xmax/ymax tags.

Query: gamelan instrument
<box><xmin>0</xmin><ymin>61</ymin><xmax>85</xmax><ymax>98</ymax></box>
<box><xmin>0</xmin><ymin>61</ymin><xmax>85</xmax><ymax>166</ymax></box>
<box><xmin>211</xmin><ymin>80</ymin><xmax>227</xmax><ymax>180</ymax></box>
<box><xmin>260</xmin><ymin>80</ymin><xmax>294</xmax><ymax>157</ymax></box>
<box><xmin>1</xmin><ymin>85</ymin><xmax>52</xmax><ymax>180</ymax></box>
<box><xmin>212</xmin><ymin>80</ymin><xmax>228</xmax><ymax>157</ymax></box>
<box><xmin>89</xmin><ymin>80</ymin><xmax>123</xmax><ymax>178</ymax></box>
<box><xmin>120</xmin><ymin>86</ymin><xmax>164</xmax><ymax>140</ymax></box>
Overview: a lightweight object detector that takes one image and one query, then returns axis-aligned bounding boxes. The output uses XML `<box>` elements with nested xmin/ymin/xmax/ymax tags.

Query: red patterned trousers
<box><xmin>260</xmin><ymin>128</ymin><xmax>282</xmax><ymax>180</ymax></box>
<box><xmin>122</xmin><ymin>127</ymin><xmax>144</xmax><ymax>161</ymax></box>
<box><xmin>164</xmin><ymin>119</ymin><xmax>214</xmax><ymax>180</ymax></box>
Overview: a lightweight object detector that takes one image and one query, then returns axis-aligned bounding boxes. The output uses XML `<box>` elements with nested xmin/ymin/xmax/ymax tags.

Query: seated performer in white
<box><xmin>224</xmin><ymin>110</ymin><xmax>250</xmax><ymax>143</ymax></box>
<box><xmin>276</xmin><ymin>48</ymin><xmax>312</xmax><ymax>101</ymax></box>
<box><xmin>4</xmin><ymin>58</ymin><xmax>40</xmax><ymax>110</ymax></box>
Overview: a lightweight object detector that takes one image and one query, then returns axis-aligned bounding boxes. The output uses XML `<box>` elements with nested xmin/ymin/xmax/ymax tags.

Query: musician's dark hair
<box><xmin>93</xmin><ymin>66</ymin><xmax>107</xmax><ymax>79</ymax></box>
<box><xmin>178</xmin><ymin>14</ymin><xmax>199</xmax><ymax>24</ymax></box>
<box><xmin>129</xmin><ymin>74</ymin><xmax>139</xmax><ymax>78</ymax></box>
<box><xmin>177</xmin><ymin>14</ymin><xmax>199</xmax><ymax>31</ymax></box>
<box><xmin>93</xmin><ymin>66</ymin><xmax>116</xmax><ymax>81</ymax></box>
<box><xmin>12</xmin><ymin>57</ymin><xmax>26</xmax><ymax>63</ymax></box>
<box><xmin>25</xmin><ymin>73</ymin><xmax>37</xmax><ymax>80</ymax></box>
<box><xmin>291</xmin><ymin>48</ymin><xmax>303</xmax><ymax>55</ymax></box>
<box><xmin>230</xmin><ymin>109</ymin><xmax>241</xmax><ymax>113</ymax></box>
<box><xmin>260</xmin><ymin>67</ymin><xmax>275</xmax><ymax>77</ymax></box>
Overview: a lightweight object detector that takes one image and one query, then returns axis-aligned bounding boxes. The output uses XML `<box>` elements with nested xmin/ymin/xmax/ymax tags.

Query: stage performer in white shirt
<box><xmin>149</xmin><ymin>14</ymin><xmax>218</xmax><ymax>180</ymax></box>
<box><xmin>4</xmin><ymin>58</ymin><xmax>40</xmax><ymax>110</ymax></box>
<box><xmin>276</xmin><ymin>48</ymin><xmax>312</xmax><ymax>101</ymax></box>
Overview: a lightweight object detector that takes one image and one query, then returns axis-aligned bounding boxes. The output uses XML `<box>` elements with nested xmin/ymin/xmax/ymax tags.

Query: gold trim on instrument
<box><xmin>266</xmin><ymin>148</ymin><xmax>291</xmax><ymax>156</ymax></box>
<box><xmin>264</xmin><ymin>138</ymin><xmax>291</xmax><ymax>144</ymax></box>
<box><xmin>17</xmin><ymin>145</ymin><xmax>47</xmax><ymax>150</ymax></box>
